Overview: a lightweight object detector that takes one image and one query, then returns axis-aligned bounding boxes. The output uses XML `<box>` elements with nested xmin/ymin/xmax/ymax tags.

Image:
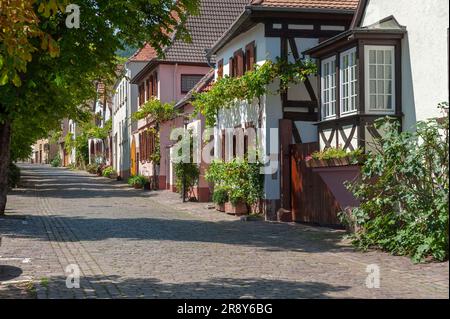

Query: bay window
<box><xmin>321</xmin><ymin>56</ymin><xmax>336</xmax><ymax>119</ymax></box>
<box><xmin>365</xmin><ymin>45</ymin><xmax>395</xmax><ymax>113</ymax></box>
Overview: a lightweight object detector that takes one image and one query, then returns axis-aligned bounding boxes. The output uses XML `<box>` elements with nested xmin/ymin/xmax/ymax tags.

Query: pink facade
<box><xmin>134</xmin><ymin>63</ymin><xmax>210</xmax><ymax>189</ymax></box>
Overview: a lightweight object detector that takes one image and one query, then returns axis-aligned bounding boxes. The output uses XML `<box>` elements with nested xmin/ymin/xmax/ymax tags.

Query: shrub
<box><xmin>8</xmin><ymin>163</ymin><xmax>20</xmax><ymax>188</ymax></box>
<box><xmin>212</xmin><ymin>187</ymin><xmax>228</xmax><ymax>205</ymax></box>
<box><xmin>86</xmin><ymin>163</ymin><xmax>99</xmax><ymax>174</ymax></box>
<box><xmin>206</xmin><ymin>159</ymin><xmax>264</xmax><ymax>207</ymax></box>
<box><xmin>127</xmin><ymin>175</ymin><xmax>147</xmax><ymax>188</ymax></box>
<box><xmin>344</xmin><ymin>105</ymin><xmax>449</xmax><ymax>263</ymax></box>
<box><xmin>102</xmin><ymin>166</ymin><xmax>116</xmax><ymax>178</ymax></box>
<box><xmin>50</xmin><ymin>155</ymin><xmax>61</xmax><ymax>167</ymax></box>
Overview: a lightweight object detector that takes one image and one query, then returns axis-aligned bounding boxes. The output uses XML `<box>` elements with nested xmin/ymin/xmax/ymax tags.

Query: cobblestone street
<box><xmin>0</xmin><ymin>164</ymin><xmax>448</xmax><ymax>299</ymax></box>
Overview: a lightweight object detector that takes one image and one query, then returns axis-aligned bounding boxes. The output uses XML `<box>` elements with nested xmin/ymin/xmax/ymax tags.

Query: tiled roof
<box><xmin>175</xmin><ymin>68</ymin><xmax>215</xmax><ymax>108</ymax></box>
<box><xmin>249</xmin><ymin>0</ymin><xmax>359</xmax><ymax>10</ymax></box>
<box><xmin>129</xmin><ymin>43</ymin><xmax>158</xmax><ymax>62</ymax></box>
<box><xmin>162</xmin><ymin>0</ymin><xmax>249</xmax><ymax>64</ymax></box>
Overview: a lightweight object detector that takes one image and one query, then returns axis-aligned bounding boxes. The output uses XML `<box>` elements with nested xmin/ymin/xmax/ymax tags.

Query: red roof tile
<box><xmin>129</xmin><ymin>43</ymin><xmax>158</xmax><ymax>62</ymax></box>
<box><xmin>250</xmin><ymin>0</ymin><xmax>359</xmax><ymax>10</ymax></box>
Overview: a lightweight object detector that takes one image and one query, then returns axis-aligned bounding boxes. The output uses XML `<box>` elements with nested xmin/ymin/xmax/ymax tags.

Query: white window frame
<box><xmin>364</xmin><ymin>45</ymin><xmax>395</xmax><ymax>114</ymax></box>
<box><xmin>339</xmin><ymin>47</ymin><xmax>357</xmax><ymax>116</ymax></box>
<box><xmin>321</xmin><ymin>55</ymin><xmax>337</xmax><ymax>120</ymax></box>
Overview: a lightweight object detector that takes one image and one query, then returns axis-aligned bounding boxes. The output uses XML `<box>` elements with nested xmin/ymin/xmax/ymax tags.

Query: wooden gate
<box><xmin>290</xmin><ymin>142</ymin><xmax>341</xmax><ymax>226</ymax></box>
<box><xmin>131</xmin><ymin>137</ymin><xmax>137</xmax><ymax>176</ymax></box>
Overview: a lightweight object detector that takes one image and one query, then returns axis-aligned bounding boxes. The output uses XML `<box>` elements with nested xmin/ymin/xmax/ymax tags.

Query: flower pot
<box><xmin>215</xmin><ymin>203</ymin><xmax>225</xmax><ymax>212</ymax></box>
<box><xmin>133</xmin><ymin>184</ymin><xmax>143</xmax><ymax>189</ymax></box>
<box><xmin>225</xmin><ymin>201</ymin><xmax>248</xmax><ymax>216</ymax></box>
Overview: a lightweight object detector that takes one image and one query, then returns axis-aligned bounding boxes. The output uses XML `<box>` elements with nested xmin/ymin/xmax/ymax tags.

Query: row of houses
<box><xmin>35</xmin><ymin>0</ymin><xmax>449</xmax><ymax>224</ymax></box>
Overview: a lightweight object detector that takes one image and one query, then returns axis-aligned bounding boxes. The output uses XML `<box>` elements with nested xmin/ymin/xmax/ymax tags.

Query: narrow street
<box><xmin>0</xmin><ymin>164</ymin><xmax>448</xmax><ymax>299</ymax></box>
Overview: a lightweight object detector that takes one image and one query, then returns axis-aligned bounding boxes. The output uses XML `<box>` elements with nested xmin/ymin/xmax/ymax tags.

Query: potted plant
<box><xmin>127</xmin><ymin>175</ymin><xmax>147</xmax><ymax>189</ymax></box>
<box><xmin>102</xmin><ymin>166</ymin><xmax>117</xmax><ymax>179</ymax></box>
<box><xmin>225</xmin><ymin>197</ymin><xmax>248</xmax><ymax>216</ymax></box>
<box><xmin>305</xmin><ymin>147</ymin><xmax>365</xmax><ymax>210</ymax></box>
<box><xmin>212</xmin><ymin>187</ymin><xmax>228</xmax><ymax>212</ymax></box>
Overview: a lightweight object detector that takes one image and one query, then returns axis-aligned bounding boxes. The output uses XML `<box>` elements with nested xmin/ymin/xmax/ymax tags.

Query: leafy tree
<box><xmin>0</xmin><ymin>0</ymin><xmax>199</xmax><ymax>214</ymax></box>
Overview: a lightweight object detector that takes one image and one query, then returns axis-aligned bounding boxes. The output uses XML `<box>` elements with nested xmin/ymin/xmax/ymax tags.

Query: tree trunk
<box><xmin>0</xmin><ymin>120</ymin><xmax>12</xmax><ymax>215</ymax></box>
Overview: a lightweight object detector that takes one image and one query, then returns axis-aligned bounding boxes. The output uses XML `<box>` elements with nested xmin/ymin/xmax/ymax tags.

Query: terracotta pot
<box><xmin>225</xmin><ymin>201</ymin><xmax>248</xmax><ymax>216</ymax></box>
<box><xmin>215</xmin><ymin>203</ymin><xmax>225</xmax><ymax>212</ymax></box>
<box><xmin>133</xmin><ymin>184</ymin><xmax>143</xmax><ymax>189</ymax></box>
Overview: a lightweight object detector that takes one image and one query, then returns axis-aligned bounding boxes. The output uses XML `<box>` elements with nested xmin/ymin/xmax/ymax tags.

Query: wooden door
<box><xmin>131</xmin><ymin>137</ymin><xmax>137</xmax><ymax>176</ymax></box>
<box><xmin>290</xmin><ymin>142</ymin><xmax>341</xmax><ymax>226</ymax></box>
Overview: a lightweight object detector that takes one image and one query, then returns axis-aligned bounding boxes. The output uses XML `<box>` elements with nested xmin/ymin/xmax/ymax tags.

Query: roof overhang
<box><xmin>304</xmin><ymin>27</ymin><xmax>406</xmax><ymax>58</ymax></box>
<box><xmin>130</xmin><ymin>60</ymin><xmax>208</xmax><ymax>84</ymax></box>
<box><xmin>209</xmin><ymin>5</ymin><xmax>355</xmax><ymax>55</ymax></box>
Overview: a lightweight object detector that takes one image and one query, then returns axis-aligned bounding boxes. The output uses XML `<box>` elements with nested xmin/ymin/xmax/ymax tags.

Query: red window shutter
<box><xmin>217</xmin><ymin>59</ymin><xmax>224</xmax><ymax>78</ymax></box>
<box><xmin>147</xmin><ymin>132</ymin><xmax>152</xmax><ymax>161</ymax></box>
<box><xmin>139</xmin><ymin>134</ymin><xmax>142</xmax><ymax>161</ymax></box>
<box><xmin>153</xmin><ymin>72</ymin><xmax>158</xmax><ymax>97</ymax></box>
<box><xmin>221</xmin><ymin>130</ymin><xmax>226</xmax><ymax>161</ymax></box>
<box><xmin>234</xmin><ymin>49</ymin><xmax>244</xmax><ymax>77</ymax></box>
<box><xmin>245</xmin><ymin>42</ymin><xmax>255</xmax><ymax>71</ymax></box>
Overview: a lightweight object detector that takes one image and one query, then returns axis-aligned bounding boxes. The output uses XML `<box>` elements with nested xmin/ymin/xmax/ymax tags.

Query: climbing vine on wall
<box><xmin>192</xmin><ymin>58</ymin><xmax>317</xmax><ymax>127</ymax></box>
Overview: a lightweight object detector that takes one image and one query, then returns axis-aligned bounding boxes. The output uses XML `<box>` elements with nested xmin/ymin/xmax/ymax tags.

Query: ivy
<box><xmin>192</xmin><ymin>58</ymin><xmax>317</xmax><ymax>127</ymax></box>
<box><xmin>132</xmin><ymin>97</ymin><xmax>179</xmax><ymax>123</ymax></box>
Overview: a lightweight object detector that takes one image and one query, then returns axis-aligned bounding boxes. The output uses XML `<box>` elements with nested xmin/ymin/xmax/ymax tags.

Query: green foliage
<box><xmin>127</xmin><ymin>175</ymin><xmax>147</xmax><ymax>188</ymax></box>
<box><xmin>344</xmin><ymin>105</ymin><xmax>449</xmax><ymax>263</ymax></box>
<box><xmin>206</xmin><ymin>159</ymin><xmax>264</xmax><ymax>207</ymax></box>
<box><xmin>193</xmin><ymin>58</ymin><xmax>317</xmax><ymax>127</ymax></box>
<box><xmin>102</xmin><ymin>166</ymin><xmax>116</xmax><ymax>178</ymax></box>
<box><xmin>50</xmin><ymin>154</ymin><xmax>61</xmax><ymax>167</ymax></box>
<box><xmin>7</xmin><ymin>162</ymin><xmax>20</xmax><ymax>188</ymax></box>
<box><xmin>86</xmin><ymin>163</ymin><xmax>99</xmax><ymax>174</ymax></box>
<box><xmin>212</xmin><ymin>187</ymin><xmax>228</xmax><ymax>205</ymax></box>
<box><xmin>173</xmin><ymin>131</ymin><xmax>200</xmax><ymax>199</ymax></box>
<box><xmin>132</xmin><ymin>97</ymin><xmax>179</xmax><ymax>123</ymax></box>
<box><xmin>311</xmin><ymin>147</ymin><xmax>364</xmax><ymax>162</ymax></box>
<box><xmin>86</xmin><ymin>119</ymin><xmax>112</xmax><ymax>140</ymax></box>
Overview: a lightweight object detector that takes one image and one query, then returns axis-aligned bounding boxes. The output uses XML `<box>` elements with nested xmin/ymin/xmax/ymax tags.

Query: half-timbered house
<box><xmin>209</xmin><ymin>0</ymin><xmax>359</xmax><ymax>221</ymax></box>
<box><xmin>304</xmin><ymin>0</ymin><xmax>449</xmax><ymax>152</ymax></box>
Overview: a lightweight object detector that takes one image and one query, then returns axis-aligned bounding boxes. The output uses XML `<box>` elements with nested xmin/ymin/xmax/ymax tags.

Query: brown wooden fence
<box><xmin>290</xmin><ymin>142</ymin><xmax>341</xmax><ymax>226</ymax></box>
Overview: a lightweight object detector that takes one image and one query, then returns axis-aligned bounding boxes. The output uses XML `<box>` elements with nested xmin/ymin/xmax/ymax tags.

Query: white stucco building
<box><xmin>112</xmin><ymin>48</ymin><xmax>150</xmax><ymax>178</ymax></box>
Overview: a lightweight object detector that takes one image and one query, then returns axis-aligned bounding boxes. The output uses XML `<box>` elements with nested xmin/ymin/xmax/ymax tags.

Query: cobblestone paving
<box><xmin>0</xmin><ymin>164</ymin><xmax>448</xmax><ymax>299</ymax></box>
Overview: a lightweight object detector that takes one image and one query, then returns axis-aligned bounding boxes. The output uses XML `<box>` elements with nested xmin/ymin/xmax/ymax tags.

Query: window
<box><xmin>181</xmin><ymin>75</ymin><xmax>203</xmax><ymax>93</ymax></box>
<box><xmin>340</xmin><ymin>47</ymin><xmax>357</xmax><ymax>114</ymax></box>
<box><xmin>139</xmin><ymin>84</ymin><xmax>145</xmax><ymax>106</ymax></box>
<box><xmin>321</xmin><ymin>56</ymin><xmax>336</xmax><ymax>119</ymax></box>
<box><xmin>229</xmin><ymin>57</ymin><xmax>235</xmax><ymax>77</ymax></box>
<box><xmin>365</xmin><ymin>45</ymin><xmax>395</xmax><ymax>112</ymax></box>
